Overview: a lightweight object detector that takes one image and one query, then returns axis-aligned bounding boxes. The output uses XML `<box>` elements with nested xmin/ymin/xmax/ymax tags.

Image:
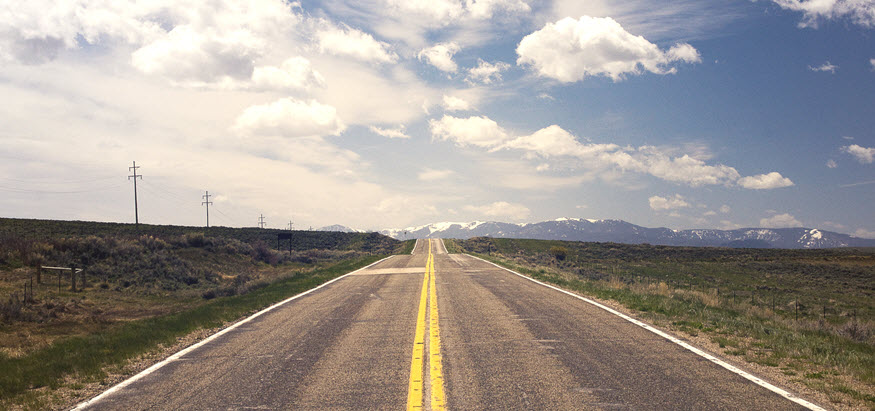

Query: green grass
<box><xmin>457</xmin><ymin>241</ymin><xmax>875</xmax><ymax>408</ymax></box>
<box><xmin>0</xmin><ymin>254</ymin><xmax>385</xmax><ymax>407</ymax></box>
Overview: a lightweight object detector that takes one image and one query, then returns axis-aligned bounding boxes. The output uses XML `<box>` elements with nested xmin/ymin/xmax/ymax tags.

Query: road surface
<box><xmin>78</xmin><ymin>239</ymin><xmax>815</xmax><ymax>410</ymax></box>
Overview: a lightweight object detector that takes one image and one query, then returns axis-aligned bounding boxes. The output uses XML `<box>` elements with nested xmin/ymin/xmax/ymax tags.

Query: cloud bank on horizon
<box><xmin>0</xmin><ymin>0</ymin><xmax>873</xmax><ymax>237</ymax></box>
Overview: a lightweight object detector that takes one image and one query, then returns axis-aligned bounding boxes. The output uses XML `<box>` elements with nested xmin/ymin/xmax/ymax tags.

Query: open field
<box><xmin>450</xmin><ymin>237</ymin><xmax>875</xmax><ymax>409</ymax></box>
<box><xmin>0</xmin><ymin>218</ymin><xmax>407</xmax><ymax>409</ymax></box>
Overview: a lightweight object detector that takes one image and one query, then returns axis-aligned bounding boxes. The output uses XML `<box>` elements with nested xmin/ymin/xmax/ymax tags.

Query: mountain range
<box><xmin>368</xmin><ymin>218</ymin><xmax>875</xmax><ymax>249</ymax></box>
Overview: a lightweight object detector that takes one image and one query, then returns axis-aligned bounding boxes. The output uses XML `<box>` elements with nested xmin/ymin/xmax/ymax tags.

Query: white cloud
<box><xmin>316</xmin><ymin>23</ymin><xmax>398</xmax><ymax>64</ymax></box>
<box><xmin>131</xmin><ymin>25</ymin><xmax>264</xmax><ymax>85</ymax></box>
<box><xmin>466</xmin><ymin>0</ymin><xmax>531</xmax><ymax>19</ymax></box>
<box><xmin>464</xmin><ymin>201</ymin><xmax>531</xmax><ymax>220</ymax></box>
<box><xmin>649</xmin><ymin>194</ymin><xmax>691</xmax><ymax>211</ymax></box>
<box><xmin>854</xmin><ymin>228</ymin><xmax>875</xmax><ymax>239</ymax></box>
<box><xmin>418</xmin><ymin>168</ymin><xmax>455</xmax><ymax>181</ymax></box>
<box><xmin>429</xmin><ymin>115</ymin><xmax>510</xmax><ymax>148</ymax></box>
<box><xmin>826</xmin><ymin>159</ymin><xmax>838</xmax><ymax>168</ymax></box>
<box><xmin>842</xmin><ymin>144</ymin><xmax>875</xmax><ymax>164</ymax></box>
<box><xmin>466</xmin><ymin>59</ymin><xmax>511</xmax><ymax>84</ymax></box>
<box><xmin>760</xmin><ymin>213</ymin><xmax>803</xmax><ymax>228</ymax></box>
<box><xmin>537</xmin><ymin>92</ymin><xmax>555</xmax><ymax>101</ymax></box>
<box><xmin>233</xmin><ymin>98</ymin><xmax>346</xmax><ymax>138</ymax></box>
<box><xmin>870</xmin><ymin>58</ymin><xmax>875</xmax><ymax>69</ymax></box>
<box><xmin>769</xmin><ymin>0</ymin><xmax>875</xmax><ymax>28</ymax></box>
<box><xmin>431</xmin><ymin>116</ymin><xmax>792</xmax><ymax>189</ymax></box>
<box><xmin>737</xmin><ymin>172</ymin><xmax>795</xmax><ymax>189</ymax></box>
<box><xmin>808</xmin><ymin>61</ymin><xmax>838</xmax><ymax>73</ymax></box>
<box><xmin>499</xmin><ymin>125</ymin><xmax>619</xmax><ymax>158</ymax></box>
<box><xmin>703</xmin><ymin>210</ymin><xmax>717</xmax><ymax>216</ymax></box>
<box><xmin>418</xmin><ymin>42</ymin><xmax>461</xmax><ymax>72</ymax></box>
<box><xmin>640</xmin><ymin>150</ymin><xmax>741</xmax><ymax>187</ymax></box>
<box><xmin>719</xmin><ymin>205</ymin><xmax>731</xmax><ymax>214</ymax></box>
<box><xmin>442</xmin><ymin>95</ymin><xmax>473</xmax><ymax>111</ymax></box>
<box><xmin>251</xmin><ymin>57</ymin><xmax>325</xmax><ymax>92</ymax></box>
<box><xmin>383</xmin><ymin>0</ymin><xmax>465</xmax><ymax>27</ymax></box>
<box><xmin>369</xmin><ymin>125</ymin><xmax>411</xmax><ymax>139</ymax></box>
<box><xmin>516</xmin><ymin>16</ymin><xmax>701</xmax><ymax>83</ymax></box>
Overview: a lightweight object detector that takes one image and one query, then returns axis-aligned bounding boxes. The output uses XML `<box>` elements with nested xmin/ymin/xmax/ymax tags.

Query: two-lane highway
<box><xmin>78</xmin><ymin>239</ymin><xmax>818</xmax><ymax>410</ymax></box>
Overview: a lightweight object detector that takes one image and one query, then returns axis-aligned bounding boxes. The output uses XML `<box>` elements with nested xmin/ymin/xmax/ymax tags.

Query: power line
<box><xmin>202</xmin><ymin>191</ymin><xmax>213</xmax><ymax>228</ymax></box>
<box><xmin>128</xmin><ymin>161</ymin><xmax>142</xmax><ymax>227</ymax></box>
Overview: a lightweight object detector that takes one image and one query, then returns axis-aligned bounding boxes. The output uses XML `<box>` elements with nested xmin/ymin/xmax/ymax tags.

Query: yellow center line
<box><xmin>406</xmin><ymin>240</ymin><xmax>430</xmax><ymax>409</ymax></box>
<box><xmin>429</xmin><ymin>241</ymin><xmax>446</xmax><ymax>410</ymax></box>
<box><xmin>407</xmin><ymin>240</ymin><xmax>446</xmax><ymax>410</ymax></box>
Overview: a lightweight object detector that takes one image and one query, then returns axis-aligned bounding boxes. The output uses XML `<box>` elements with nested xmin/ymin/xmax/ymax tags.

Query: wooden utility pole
<box><xmin>258</xmin><ymin>214</ymin><xmax>266</xmax><ymax>229</ymax></box>
<box><xmin>128</xmin><ymin>161</ymin><xmax>142</xmax><ymax>227</ymax></box>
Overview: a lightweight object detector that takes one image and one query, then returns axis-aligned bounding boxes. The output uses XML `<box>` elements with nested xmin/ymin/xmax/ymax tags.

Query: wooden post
<box><xmin>79</xmin><ymin>267</ymin><xmax>86</xmax><ymax>288</ymax></box>
<box><xmin>58</xmin><ymin>270</ymin><xmax>62</xmax><ymax>293</ymax></box>
<box><xmin>36</xmin><ymin>266</ymin><xmax>41</xmax><ymax>284</ymax></box>
<box><xmin>70</xmin><ymin>264</ymin><xmax>77</xmax><ymax>292</ymax></box>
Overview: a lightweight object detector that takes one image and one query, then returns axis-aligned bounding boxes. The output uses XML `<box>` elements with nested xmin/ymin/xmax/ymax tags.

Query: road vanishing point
<box><xmin>76</xmin><ymin>239</ymin><xmax>819</xmax><ymax>410</ymax></box>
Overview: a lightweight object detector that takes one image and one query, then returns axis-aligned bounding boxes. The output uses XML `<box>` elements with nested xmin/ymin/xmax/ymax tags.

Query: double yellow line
<box><xmin>407</xmin><ymin>240</ymin><xmax>445</xmax><ymax>410</ymax></box>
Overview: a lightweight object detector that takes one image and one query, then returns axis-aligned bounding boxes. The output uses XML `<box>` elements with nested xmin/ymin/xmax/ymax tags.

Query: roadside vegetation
<box><xmin>450</xmin><ymin>237</ymin><xmax>875</xmax><ymax>409</ymax></box>
<box><xmin>0</xmin><ymin>218</ymin><xmax>403</xmax><ymax>409</ymax></box>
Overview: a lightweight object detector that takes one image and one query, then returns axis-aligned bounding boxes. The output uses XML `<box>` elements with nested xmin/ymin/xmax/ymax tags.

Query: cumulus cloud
<box><xmin>430</xmin><ymin>115</ymin><xmax>792</xmax><ymax>189</ymax></box>
<box><xmin>464</xmin><ymin>201</ymin><xmax>531</xmax><ymax>220</ymax></box>
<box><xmin>871</xmin><ymin>58</ymin><xmax>875</xmax><ymax>69</ymax></box>
<box><xmin>516</xmin><ymin>16</ymin><xmax>701</xmax><ymax>83</ymax></box>
<box><xmin>442</xmin><ymin>95</ymin><xmax>473</xmax><ymax>111</ymax></box>
<box><xmin>418</xmin><ymin>42</ymin><xmax>461</xmax><ymax>72</ymax></box>
<box><xmin>466</xmin><ymin>59</ymin><xmax>511</xmax><ymax>84</ymax></box>
<box><xmin>842</xmin><ymin>144</ymin><xmax>875</xmax><ymax>163</ymax></box>
<box><xmin>760</xmin><ymin>213</ymin><xmax>803</xmax><ymax>228</ymax></box>
<box><xmin>854</xmin><ymin>228</ymin><xmax>875</xmax><ymax>239</ymax></box>
<box><xmin>826</xmin><ymin>159</ymin><xmax>838</xmax><ymax>168</ymax></box>
<box><xmin>808</xmin><ymin>61</ymin><xmax>838</xmax><ymax>73</ymax></box>
<box><xmin>769</xmin><ymin>0</ymin><xmax>875</xmax><ymax>28</ymax></box>
<box><xmin>233</xmin><ymin>98</ymin><xmax>346</xmax><ymax>138</ymax></box>
<box><xmin>316</xmin><ymin>23</ymin><xmax>397</xmax><ymax>64</ymax></box>
<box><xmin>720</xmin><ymin>205</ymin><xmax>731</xmax><ymax>214</ymax></box>
<box><xmin>369</xmin><ymin>125</ymin><xmax>411</xmax><ymax>139</ymax></box>
<box><xmin>418</xmin><ymin>167</ymin><xmax>455</xmax><ymax>181</ymax></box>
<box><xmin>429</xmin><ymin>115</ymin><xmax>510</xmax><ymax>147</ymax></box>
<box><xmin>131</xmin><ymin>25</ymin><xmax>264</xmax><ymax>85</ymax></box>
<box><xmin>737</xmin><ymin>172</ymin><xmax>795</xmax><ymax>189</ymax></box>
<box><xmin>649</xmin><ymin>194</ymin><xmax>691</xmax><ymax>211</ymax></box>
<box><xmin>251</xmin><ymin>57</ymin><xmax>325</xmax><ymax>92</ymax></box>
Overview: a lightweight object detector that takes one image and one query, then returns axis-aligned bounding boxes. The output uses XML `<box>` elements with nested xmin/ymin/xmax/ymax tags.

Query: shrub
<box><xmin>550</xmin><ymin>246</ymin><xmax>568</xmax><ymax>261</ymax></box>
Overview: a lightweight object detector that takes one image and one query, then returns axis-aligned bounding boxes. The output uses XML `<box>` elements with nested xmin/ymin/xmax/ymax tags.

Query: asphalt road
<box><xmin>79</xmin><ymin>239</ymin><xmax>815</xmax><ymax>410</ymax></box>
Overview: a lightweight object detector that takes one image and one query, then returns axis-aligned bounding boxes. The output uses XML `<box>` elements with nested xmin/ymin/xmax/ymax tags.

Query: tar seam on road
<box><xmin>72</xmin><ymin>255</ymin><xmax>396</xmax><ymax>410</ymax></box>
<box><xmin>466</xmin><ymin>254</ymin><xmax>826</xmax><ymax>411</ymax></box>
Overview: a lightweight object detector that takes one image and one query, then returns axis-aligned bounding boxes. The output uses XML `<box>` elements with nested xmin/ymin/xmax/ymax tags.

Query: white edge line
<box><xmin>73</xmin><ymin>255</ymin><xmax>396</xmax><ymax>410</ymax></box>
<box><xmin>465</xmin><ymin>254</ymin><xmax>825</xmax><ymax>411</ymax></box>
<box><xmin>411</xmin><ymin>239</ymin><xmax>418</xmax><ymax>255</ymax></box>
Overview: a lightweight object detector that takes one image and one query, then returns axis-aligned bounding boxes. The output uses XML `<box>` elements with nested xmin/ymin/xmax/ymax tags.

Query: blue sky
<box><xmin>0</xmin><ymin>0</ymin><xmax>873</xmax><ymax>236</ymax></box>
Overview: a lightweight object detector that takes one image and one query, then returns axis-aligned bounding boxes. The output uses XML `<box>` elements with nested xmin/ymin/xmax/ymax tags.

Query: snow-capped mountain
<box><xmin>317</xmin><ymin>224</ymin><xmax>362</xmax><ymax>233</ymax></box>
<box><xmin>379</xmin><ymin>218</ymin><xmax>875</xmax><ymax>249</ymax></box>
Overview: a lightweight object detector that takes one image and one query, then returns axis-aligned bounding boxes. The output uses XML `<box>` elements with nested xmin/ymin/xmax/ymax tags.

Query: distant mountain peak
<box><xmin>379</xmin><ymin>218</ymin><xmax>875</xmax><ymax>249</ymax></box>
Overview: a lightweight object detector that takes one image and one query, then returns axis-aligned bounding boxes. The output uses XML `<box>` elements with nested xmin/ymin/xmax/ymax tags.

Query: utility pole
<box><xmin>128</xmin><ymin>161</ymin><xmax>142</xmax><ymax>227</ymax></box>
<box><xmin>287</xmin><ymin>220</ymin><xmax>294</xmax><ymax>231</ymax></box>
<box><xmin>258</xmin><ymin>214</ymin><xmax>266</xmax><ymax>229</ymax></box>
<box><xmin>202</xmin><ymin>191</ymin><xmax>213</xmax><ymax>227</ymax></box>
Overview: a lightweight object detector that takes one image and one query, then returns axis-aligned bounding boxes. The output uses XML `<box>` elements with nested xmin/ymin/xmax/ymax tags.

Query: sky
<box><xmin>0</xmin><ymin>0</ymin><xmax>873</xmax><ymax>236</ymax></box>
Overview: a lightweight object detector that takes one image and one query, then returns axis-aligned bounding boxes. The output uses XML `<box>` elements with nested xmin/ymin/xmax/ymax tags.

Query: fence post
<box><xmin>71</xmin><ymin>264</ymin><xmax>77</xmax><ymax>292</ymax></box>
<box><xmin>58</xmin><ymin>270</ymin><xmax>62</xmax><ymax>293</ymax></box>
<box><xmin>36</xmin><ymin>266</ymin><xmax>41</xmax><ymax>284</ymax></box>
